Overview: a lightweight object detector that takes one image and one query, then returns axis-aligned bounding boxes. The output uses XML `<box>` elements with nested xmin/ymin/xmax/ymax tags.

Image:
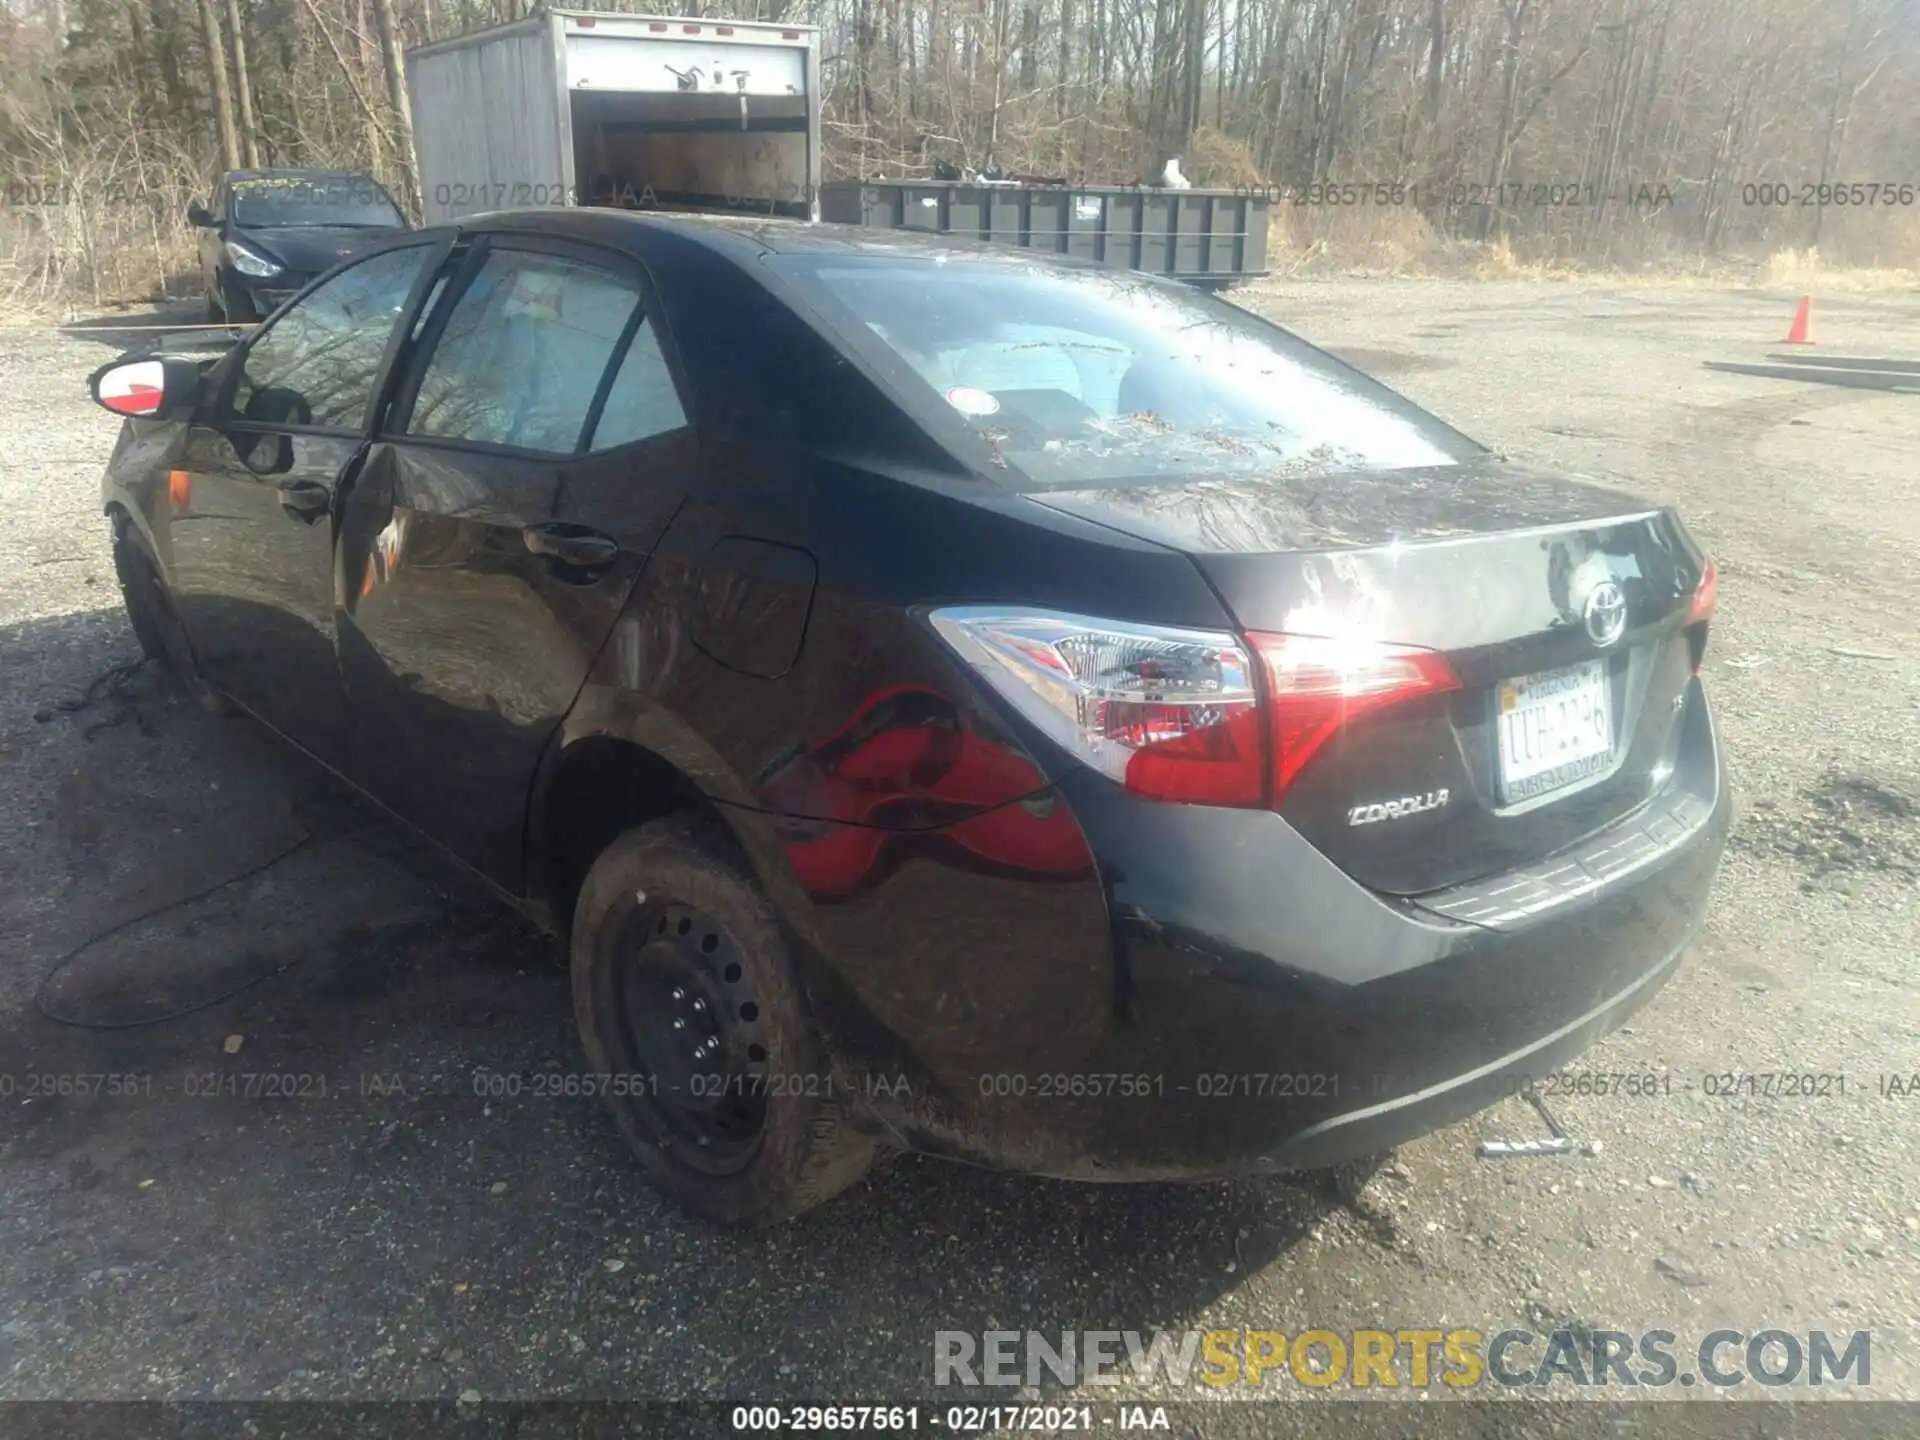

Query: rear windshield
<box><xmin>769</xmin><ymin>253</ymin><xmax>1483</xmax><ymax>489</ymax></box>
<box><xmin>232</xmin><ymin>177</ymin><xmax>404</xmax><ymax>229</ymax></box>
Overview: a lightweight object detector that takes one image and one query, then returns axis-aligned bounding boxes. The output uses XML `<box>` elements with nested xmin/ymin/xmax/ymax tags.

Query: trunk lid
<box><xmin>1026</xmin><ymin>460</ymin><xmax>1712</xmax><ymax>895</ymax></box>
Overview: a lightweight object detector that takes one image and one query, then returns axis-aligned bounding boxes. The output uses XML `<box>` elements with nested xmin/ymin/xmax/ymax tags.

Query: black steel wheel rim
<box><xmin>602</xmin><ymin>898</ymin><xmax>770</xmax><ymax>1176</ymax></box>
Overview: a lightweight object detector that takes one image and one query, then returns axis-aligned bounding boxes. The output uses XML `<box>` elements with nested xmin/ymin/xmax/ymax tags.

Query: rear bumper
<box><xmin>785</xmin><ymin>680</ymin><xmax>1729</xmax><ymax>1180</ymax></box>
<box><xmin>1250</xmin><ymin>860</ymin><xmax>1705</xmax><ymax>1172</ymax></box>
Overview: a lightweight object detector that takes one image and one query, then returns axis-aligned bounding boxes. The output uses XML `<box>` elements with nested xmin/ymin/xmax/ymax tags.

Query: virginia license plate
<box><xmin>1496</xmin><ymin>659</ymin><xmax>1614</xmax><ymax>803</ymax></box>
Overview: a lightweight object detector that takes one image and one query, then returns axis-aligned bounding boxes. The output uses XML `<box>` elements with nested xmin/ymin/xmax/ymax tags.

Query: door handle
<box><xmin>275</xmin><ymin>478</ymin><xmax>331</xmax><ymax>523</ymax></box>
<box><xmin>523</xmin><ymin>523</ymin><xmax>619</xmax><ymax>568</ymax></box>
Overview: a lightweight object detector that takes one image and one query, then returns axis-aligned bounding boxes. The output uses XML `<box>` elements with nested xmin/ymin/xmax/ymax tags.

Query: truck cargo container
<box><xmin>406</xmin><ymin>9</ymin><xmax>822</xmax><ymax>226</ymax></box>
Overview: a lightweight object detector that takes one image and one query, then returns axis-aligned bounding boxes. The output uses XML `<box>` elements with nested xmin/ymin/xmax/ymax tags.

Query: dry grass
<box><xmin>8</xmin><ymin>181</ymin><xmax>1918</xmax><ymax>320</ymax></box>
<box><xmin>1182</xmin><ymin>127</ymin><xmax>1268</xmax><ymax>189</ymax></box>
<box><xmin>1264</xmin><ymin>196</ymin><xmax>1920</xmax><ymax>290</ymax></box>
<box><xmin>1763</xmin><ymin>244</ymin><xmax>1920</xmax><ymax>292</ymax></box>
<box><xmin>0</xmin><ymin>208</ymin><xmax>198</xmax><ymax>320</ymax></box>
<box><xmin>1265</xmin><ymin>204</ymin><xmax>1458</xmax><ymax>277</ymax></box>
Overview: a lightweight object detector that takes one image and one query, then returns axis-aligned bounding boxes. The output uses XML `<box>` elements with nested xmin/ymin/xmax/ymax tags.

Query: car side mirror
<box><xmin>187</xmin><ymin>201</ymin><xmax>214</xmax><ymax>228</ymax></box>
<box><xmin>87</xmin><ymin>354</ymin><xmax>203</xmax><ymax>420</ymax></box>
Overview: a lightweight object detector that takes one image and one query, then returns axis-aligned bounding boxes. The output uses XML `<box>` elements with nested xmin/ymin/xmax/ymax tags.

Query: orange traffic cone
<box><xmin>1782</xmin><ymin>296</ymin><xmax>1814</xmax><ymax>345</ymax></box>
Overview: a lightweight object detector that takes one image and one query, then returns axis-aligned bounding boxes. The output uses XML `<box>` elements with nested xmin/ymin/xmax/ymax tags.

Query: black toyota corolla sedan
<box><xmin>90</xmin><ymin>210</ymin><xmax>1728</xmax><ymax>1225</ymax></box>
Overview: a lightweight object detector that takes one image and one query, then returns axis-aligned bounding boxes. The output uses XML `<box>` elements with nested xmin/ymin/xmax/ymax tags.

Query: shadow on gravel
<box><xmin>0</xmin><ymin>607</ymin><xmax>1351</xmax><ymax>1403</ymax></box>
<box><xmin>1324</xmin><ymin>345</ymin><xmax>1456</xmax><ymax>376</ymax></box>
<box><xmin>55</xmin><ymin>300</ymin><xmax>246</xmax><ymax>355</ymax></box>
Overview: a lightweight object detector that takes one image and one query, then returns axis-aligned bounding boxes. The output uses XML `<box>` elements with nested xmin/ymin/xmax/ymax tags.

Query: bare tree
<box><xmin>4</xmin><ymin>0</ymin><xmax>1919</xmax><ymax>311</ymax></box>
<box><xmin>226</xmin><ymin>0</ymin><xmax>262</xmax><ymax>166</ymax></box>
<box><xmin>371</xmin><ymin>0</ymin><xmax>420</xmax><ymax>213</ymax></box>
<box><xmin>196</xmin><ymin>0</ymin><xmax>241</xmax><ymax>170</ymax></box>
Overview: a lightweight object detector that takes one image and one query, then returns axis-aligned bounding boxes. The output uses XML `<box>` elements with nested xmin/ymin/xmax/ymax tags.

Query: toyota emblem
<box><xmin>1583</xmin><ymin>580</ymin><xmax>1627</xmax><ymax>648</ymax></box>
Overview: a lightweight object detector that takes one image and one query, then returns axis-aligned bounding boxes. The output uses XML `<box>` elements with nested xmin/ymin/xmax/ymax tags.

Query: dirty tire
<box><xmin>111</xmin><ymin>524</ymin><xmax>169</xmax><ymax>664</ymax></box>
<box><xmin>112</xmin><ymin>529</ymin><xmax>236</xmax><ymax>717</ymax></box>
<box><xmin>571</xmin><ymin>816</ymin><xmax>875</xmax><ymax>1227</ymax></box>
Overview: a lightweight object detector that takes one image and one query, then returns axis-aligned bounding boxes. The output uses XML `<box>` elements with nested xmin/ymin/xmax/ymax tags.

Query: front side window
<box><xmin>772</xmin><ymin>254</ymin><xmax>1484</xmax><ymax>489</ymax></box>
<box><xmin>231</xmin><ymin>244</ymin><xmax>430</xmax><ymax>431</ymax></box>
<box><xmin>406</xmin><ymin>248</ymin><xmax>647</xmax><ymax>455</ymax></box>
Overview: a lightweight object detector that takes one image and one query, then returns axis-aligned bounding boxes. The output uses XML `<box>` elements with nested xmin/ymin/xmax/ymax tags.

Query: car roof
<box><xmin>453</xmin><ymin>207</ymin><xmax>1125</xmax><ymax>275</ymax></box>
<box><xmin>225</xmin><ymin>168</ymin><xmax>384</xmax><ymax>183</ymax></box>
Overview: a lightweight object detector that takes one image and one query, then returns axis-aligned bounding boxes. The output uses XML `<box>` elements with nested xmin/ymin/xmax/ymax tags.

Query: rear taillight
<box><xmin>1686</xmin><ymin>558</ymin><xmax>1716</xmax><ymax>671</ymax></box>
<box><xmin>930</xmin><ymin>608</ymin><xmax>1456</xmax><ymax>809</ymax></box>
<box><xmin>929</xmin><ymin>609</ymin><xmax>1265</xmax><ymax>807</ymax></box>
<box><xmin>1249</xmin><ymin>633</ymin><xmax>1461</xmax><ymax>800</ymax></box>
<box><xmin>1688</xmin><ymin>558</ymin><xmax>1717</xmax><ymax>625</ymax></box>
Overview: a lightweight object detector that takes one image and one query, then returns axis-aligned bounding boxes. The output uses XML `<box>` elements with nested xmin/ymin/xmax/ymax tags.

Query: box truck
<box><xmin>405</xmin><ymin>8</ymin><xmax>821</xmax><ymax>226</ymax></box>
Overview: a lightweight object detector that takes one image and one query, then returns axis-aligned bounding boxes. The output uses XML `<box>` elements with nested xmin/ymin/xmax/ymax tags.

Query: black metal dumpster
<box><xmin>819</xmin><ymin>180</ymin><xmax>1269</xmax><ymax>288</ymax></box>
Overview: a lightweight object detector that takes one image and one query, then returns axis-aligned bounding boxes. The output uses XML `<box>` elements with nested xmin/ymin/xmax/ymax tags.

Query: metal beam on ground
<box><xmin>1761</xmin><ymin>353</ymin><xmax>1920</xmax><ymax>373</ymax></box>
<box><xmin>1701</xmin><ymin>360</ymin><xmax>1920</xmax><ymax>392</ymax></box>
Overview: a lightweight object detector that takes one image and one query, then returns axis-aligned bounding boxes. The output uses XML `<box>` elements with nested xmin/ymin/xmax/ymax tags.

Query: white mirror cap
<box><xmin>96</xmin><ymin>359</ymin><xmax>166</xmax><ymax>417</ymax></box>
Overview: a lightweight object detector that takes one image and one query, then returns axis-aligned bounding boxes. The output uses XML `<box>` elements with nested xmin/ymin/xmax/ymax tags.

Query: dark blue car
<box><xmin>189</xmin><ymin>168</ymin><xmax>409</xmax><ymax>322</ymax></box>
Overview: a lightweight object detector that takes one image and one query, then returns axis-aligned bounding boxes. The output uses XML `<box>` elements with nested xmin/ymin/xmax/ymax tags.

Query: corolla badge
<box><xmin>1348</xmin><ymin>789</ymin><xmax>1450</xmax><ymax>827</ymax></box>
<box><xmin>1583</xmin><ymin>580</ymin><xmax>1627</xmax><ymax>648</ymax></box>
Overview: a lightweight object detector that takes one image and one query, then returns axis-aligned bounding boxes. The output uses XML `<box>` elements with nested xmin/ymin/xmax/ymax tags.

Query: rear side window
<box><xmin>651</xmin><ymin>242</ymin><xmax>949</xmax><ymax>469</ymax></box>
<box><xmin>232</xmin><ymin>244</ymin><xmax>430</xmax><ymax>431</ymax></box>
<box><xmin>406</xmin><ymin>248</ymin><xmax>651</xmax><ymax>455</ymax></box>
<box><xmin>589</xmin><ymin>313</ymin><xmax>687</xmax><ymax>449</ymax></box>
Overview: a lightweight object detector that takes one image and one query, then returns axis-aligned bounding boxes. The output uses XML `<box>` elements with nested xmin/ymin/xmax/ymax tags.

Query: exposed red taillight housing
<box><xmin>1119</xmin><ymin>702</ymin><xmax>1264</xmax><ymax>808</ymax></box>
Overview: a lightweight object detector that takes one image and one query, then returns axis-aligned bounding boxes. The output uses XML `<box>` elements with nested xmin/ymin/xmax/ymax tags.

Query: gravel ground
<box><xmin>1</xmin><ymin>280</ymin><xmax>1917</xmax><ymax>1436</ymax></box>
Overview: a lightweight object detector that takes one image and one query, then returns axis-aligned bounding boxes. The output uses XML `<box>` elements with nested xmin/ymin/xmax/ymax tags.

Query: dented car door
<box><xmin>333</xmin><ymin>236</ymin><xmax>697</xmax><ymax>887</ymax></box>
